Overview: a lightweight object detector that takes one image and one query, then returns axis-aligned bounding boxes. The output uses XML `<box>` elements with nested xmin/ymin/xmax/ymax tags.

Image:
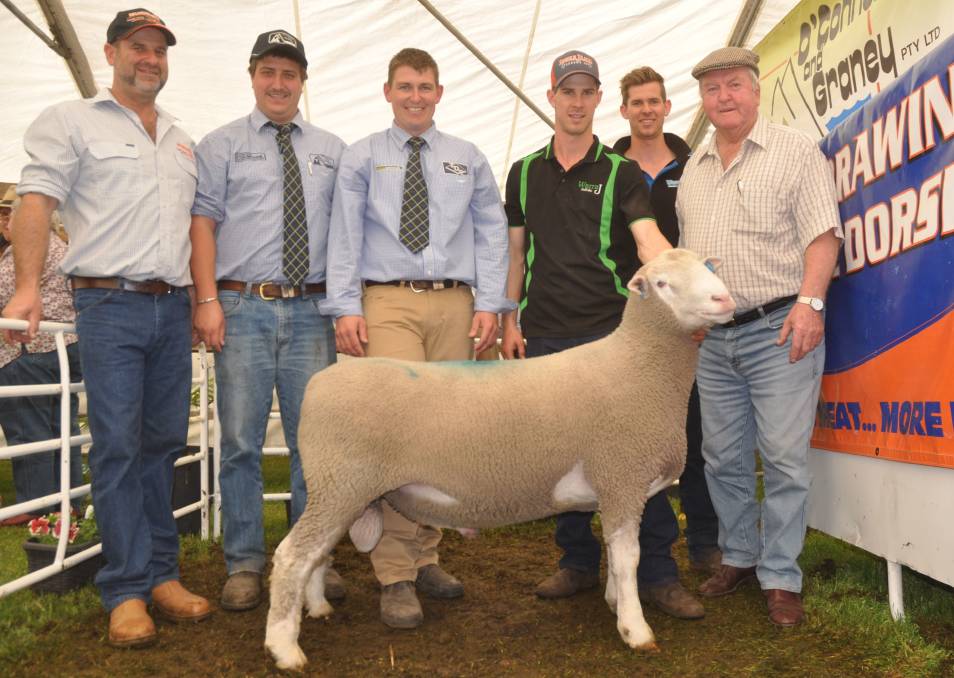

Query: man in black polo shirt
<box><xmin>501</xmin><ymin>51</ymin><xmax>705</xmax><ymax>620</ymax></box>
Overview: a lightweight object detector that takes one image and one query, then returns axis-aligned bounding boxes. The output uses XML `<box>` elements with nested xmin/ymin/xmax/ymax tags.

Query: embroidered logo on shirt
<box><xmin>176</xmin><ymin>143</ymin><xmax>194</xmax><ymax>161</ymax></box>
<box><xmin>235</xmin><ymin>152</ymin><xmax>267</xmax><ymax>162</ymax></box>
<box><xmin>309</xmin><ymin>153</ymin><xmax>336</xmax><ymax>169</ymax></box>
<box><xmin>442</xmin><ymin>162</ymin><xmax>468</xmax><ymax>176</ymax></box>
<box><xmin>666</xmin><ymin>179</ymin><xmax>680</xmax><ymax>188</ymax></box>
<box><xmin>578</xmin><ymin>180</ymin><xmax>603</xmax><ymax>195</ymax></box>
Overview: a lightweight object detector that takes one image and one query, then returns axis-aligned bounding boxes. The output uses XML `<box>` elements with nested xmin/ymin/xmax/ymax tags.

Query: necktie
<box><xmin>399</xmin><ymin>136</ymin><xmax>429</xmax><ymax>253</ymax></box>
<box><xmin>270</xmin><ymin>122</ymin><xmax>309</xmax><ymax>286</ymax></box>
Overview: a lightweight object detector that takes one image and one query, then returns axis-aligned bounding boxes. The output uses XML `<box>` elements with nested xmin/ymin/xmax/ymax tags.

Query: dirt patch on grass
<box><xmin>5</xmin><ymin>526</ymin><xmax>938</xmax><ymax>677</ymax></box>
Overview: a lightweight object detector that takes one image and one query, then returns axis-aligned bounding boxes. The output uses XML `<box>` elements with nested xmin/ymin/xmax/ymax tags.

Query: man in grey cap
<box><xmin>675</xmin><ymin>46</ymin><xmax>843</xmax><ymax>626</ymax></box>
<box><xmin>4</xmin><ymin>7</ymin><xmax>210</xmax><ymax>648</ymax></box>
<box><xmin>190</xmin><ymin>29</ymin><xmax>346</xmax><ymax>612</ymax></box>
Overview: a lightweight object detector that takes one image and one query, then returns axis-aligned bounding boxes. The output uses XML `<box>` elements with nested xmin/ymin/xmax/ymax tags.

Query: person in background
<box><xmin>0</xmin><ymin>188</ymin><xmax>83</xmax><ymax>525</ymax></box>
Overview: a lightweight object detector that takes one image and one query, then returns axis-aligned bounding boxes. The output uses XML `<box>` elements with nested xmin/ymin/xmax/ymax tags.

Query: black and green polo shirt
<box><xmin>504</xmin><ymin>136</ymin><xmax>654</xmax><ymax>338</ymax></box>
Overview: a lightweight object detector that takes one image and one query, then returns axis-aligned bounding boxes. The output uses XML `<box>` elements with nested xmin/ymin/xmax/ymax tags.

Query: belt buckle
<box><xmin>259</xmin><ymin>282</ymin><xmax>276</xmax><ymax>301</ymax></box>
<box><xmin>408</xmin><ymin>281</ymin><xmax>426</xmax><ymax>294</ymax></box>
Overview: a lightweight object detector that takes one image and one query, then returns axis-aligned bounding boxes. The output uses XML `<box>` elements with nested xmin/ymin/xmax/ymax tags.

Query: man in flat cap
<box><xmin>676</xmin><ymin>46</ymin><xmax>843</xmax><ymax>626</ymax></box>
<box><xmin>501</xmin><ymin>52</ymin><xmax>699</xmax><ymax>618</ymax></box>
<box><xmin>190</xmin><ymin>30</ymin><xmax>346</xmax><ymax>612</ymax></box>
<box><xmin>4</xmin><ymin>7</ymin><xmax>211</xmax><ymax>647</ymax></box>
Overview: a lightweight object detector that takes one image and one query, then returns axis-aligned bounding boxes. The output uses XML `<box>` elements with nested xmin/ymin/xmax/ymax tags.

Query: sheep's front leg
<box><xmin>606</xmin><ymin>521</ymin><xmax>657</xmax><ymax>651</ymax></box>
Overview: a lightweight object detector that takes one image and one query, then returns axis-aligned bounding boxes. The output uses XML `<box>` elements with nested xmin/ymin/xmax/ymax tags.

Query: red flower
<box><xmin>28</xmin><ymin>516</ymin><xmax>51</xmax><ymax>537</ymax></box>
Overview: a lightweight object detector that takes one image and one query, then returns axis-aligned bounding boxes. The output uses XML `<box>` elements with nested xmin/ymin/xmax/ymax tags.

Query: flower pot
<box><xmin>22</xmin><ymin>538</ymin><xmax>104</xmax><ymax>594</ymax></box>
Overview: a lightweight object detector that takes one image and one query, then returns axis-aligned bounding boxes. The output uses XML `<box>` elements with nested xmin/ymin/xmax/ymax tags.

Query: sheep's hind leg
<box><xmin>304</xmin><ymin>558</ymin><xmax>334</xmax><ymax>619</ymax></box>
<box><xmin>605</xmin><ymin>520</ymin><xmax>657</xmax><ymax>652</ymax></box>
<box><xmin>604</xmin><ymin>542</ymin><xmax>617</xmax><ymax>612</ymax></box>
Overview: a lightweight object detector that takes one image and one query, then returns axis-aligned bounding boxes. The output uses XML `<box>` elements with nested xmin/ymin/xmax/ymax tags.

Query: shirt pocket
<box><xmin>87</xmin><ymin>141</ymin><xmax>142</xmax><ymax>196</ymax></box>
<box><xmin>303</xmin><ymin>165</ymin><xmax>336</xmax><ymax>212</ymax></box>
<box><xmin>734</xmin><ymin>187</ymin><xmax>783</xmax><ymax>236</ymax></box>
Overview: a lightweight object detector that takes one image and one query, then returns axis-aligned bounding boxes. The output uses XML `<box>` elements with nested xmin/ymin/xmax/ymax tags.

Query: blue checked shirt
<box><xmin>324</xmin><ymin>123</ymin><xmax>513</xmax><ymax>317</ymax></box>
<box><xmin>191</xmin><ymin>108</ymin><xmax>345</xmax><ymax>284</ymax></box>
<box><xmin>18</xmin><ymin>88</ymin><xmax>196</xmax><ymax>286</ymax></box>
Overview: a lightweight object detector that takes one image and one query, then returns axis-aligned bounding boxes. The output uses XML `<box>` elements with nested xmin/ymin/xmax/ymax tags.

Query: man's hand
<box><xmin>690</xmin><ymin>328</ymin><xmax>708</xmax><ymax>344</ymax></box>
<box><xmin>193</xmin><ymin>301</ymin><xmax>226</xmax><ymax>352</ymax></box>
<box><xmin>335</xmin><ymin>315</ymin><xmax>368</xmax><ymax>357</ymax></box>
<box><xmin>776</xmin><ymin>303</ymin><xmax>824</xmax><ymax>363</ymax></box>
<box><xmin>469</xmin><ymin>311</ymin><xmax>499</xmax><ymax>355</ymax></box>
<box><xmin>2</xmin><ymin>289</ymin><xmax>43</xmax><ymax>345</ymax></box>
<box><xmin>501</xmin><ymin>322</ymin><xmax>526</xmax><ymax>359</ymax></box>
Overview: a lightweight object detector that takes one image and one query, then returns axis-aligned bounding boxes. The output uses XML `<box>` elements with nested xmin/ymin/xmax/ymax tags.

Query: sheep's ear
<box><xmin>703</xmin><ymin>256</ymin><xmax>722</xmax><ymax>273</ymax></box>
<box><xmin>627</xmin><ymin>273</ymin><xmax>649</xmax><ymax>299</ymax></box>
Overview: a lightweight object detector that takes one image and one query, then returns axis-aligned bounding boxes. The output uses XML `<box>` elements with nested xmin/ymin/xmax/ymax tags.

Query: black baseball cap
<box><xmin>106</xmin><ymin>8</ymin><xmax>176</xmax><ymax>46</ymax></box>
<box><xmin>250</xmin><ymin>30</ymin><xmax>308</xmax><ymax>68</ymax></box>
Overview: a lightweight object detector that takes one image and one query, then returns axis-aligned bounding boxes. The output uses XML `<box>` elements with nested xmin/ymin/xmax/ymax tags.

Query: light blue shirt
<box><xmin>324</xmin><ymin>123</ymin><xmax>513</xmax><ymax>317</ymax></box>
<box><xmin>191</xmin><ymin>108</ymin><xmax>345</xmax><ymax>284</ymax></box>
<box><xmin>18</xmin><ymin>88</ymin><xmax>196</xmax><ymax>286</ymax></box>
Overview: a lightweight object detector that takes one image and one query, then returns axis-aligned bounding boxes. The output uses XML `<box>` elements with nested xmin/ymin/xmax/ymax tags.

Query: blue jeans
<box><xmin>526</xmin><ymin>333</ymin><xmax>678</xmax><ymax>586</ymax></box>
<box><xmin>696</xmin><ymin>302</ymin><xmax>824</xmax><ymax>593</ymax></box>
<box><xmin>0</xmin><ymin>342</ymin><xmax>83</xmax><ymax>514</ymax></box>
<box><xmin>74</xmin><ymin>288</ymin><xmax>192</xmax><ymax>612</ymax></box>
<box><xmin>215</xmin><ymin>290</ymin><xmax>336</xmax><ymax>575</ymax></box>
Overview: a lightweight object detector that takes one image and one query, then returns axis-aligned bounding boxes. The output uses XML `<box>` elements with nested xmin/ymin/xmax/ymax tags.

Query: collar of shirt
<box><xmin>89</xmin><ymin>87</ymin><xmax>176</xmax><ymax>133</ymax></box>
<box><xmin>542</xmin><ymin>135</ymin><xmax>605</xmax><ymax>169</ymax></box>
<box><xmin>700</xmin><ymin>113</ymin><xmax>768</xmax><ymax>161</ymax></box>
<box><xmin>250</xmin><ymin>106</ymin><xmax>305</xmax><ymax>134</ymax></box>
<box><xmin>387</xmin><ymin>122</ymin><xmax>438</xmax><ymax>150</ymax></box>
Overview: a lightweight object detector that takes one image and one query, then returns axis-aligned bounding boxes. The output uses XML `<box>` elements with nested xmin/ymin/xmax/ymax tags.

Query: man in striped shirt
<box><xmin>676</xmin><ymin>47</ymin><xmax>843</xmax><ymax>627</ymax></box>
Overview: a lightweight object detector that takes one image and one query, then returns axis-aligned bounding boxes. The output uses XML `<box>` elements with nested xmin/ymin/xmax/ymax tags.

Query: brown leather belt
<box><xmin>364</xmin><ymin>279</ymin><xmax>467</xmax><ymax>291</ymax></box>
<box><xmin>218</xmin><ymin>280</ymin><xmax>326</xmax><ymax>300</ymax></box>
<box><xmin>71</xmin><ymin>276</ymin><xmax>180</xmax><ymax>295</ymax></box>
<box><xmin>718</xmin><ymin>295</ymin><xmax>797</xmax><ymax>328</ymax></box>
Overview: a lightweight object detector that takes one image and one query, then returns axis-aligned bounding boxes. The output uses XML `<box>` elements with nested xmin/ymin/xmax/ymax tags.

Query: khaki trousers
<box><xmin>363</xmin><ymin>284</ymin><xmax>474</xmax><ymax>585</ymax></box>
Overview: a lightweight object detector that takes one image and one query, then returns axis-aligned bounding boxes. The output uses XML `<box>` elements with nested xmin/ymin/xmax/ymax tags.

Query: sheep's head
<box><xmin>627</xmin><ymin>249</ymin><xmax>736</xmax><ymax>330</ymax></box>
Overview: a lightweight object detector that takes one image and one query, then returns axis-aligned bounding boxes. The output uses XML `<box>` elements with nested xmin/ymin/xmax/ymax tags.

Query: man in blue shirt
<box><xmin>325</xmin><ymin>48</ymin><xmax>512</xmax><ymax>629</ymax></box>
<box><xmin>190</xmin><ymin>30</ymin><xmax>345</xmax><ymax>612</ymax></box>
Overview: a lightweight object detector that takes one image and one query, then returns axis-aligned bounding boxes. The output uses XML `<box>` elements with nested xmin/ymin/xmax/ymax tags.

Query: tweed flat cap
<box><xmin>691</xmin><ymin>47</ymin><xmax>759</xmax><ymax>79</ymax></box>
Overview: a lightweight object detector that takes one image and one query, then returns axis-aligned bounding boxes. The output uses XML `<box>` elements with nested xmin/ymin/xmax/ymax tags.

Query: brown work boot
<box><xmin>221</xmin><ymin>571</ymin><xmax>262</xmax><ymax>611</ymax></box>
<box><xmin>152</xmin><ymin>580</ymin><xmax>212</xmax><ymax>623</ymax></box>
<box><xmin>324</xmin><ymin>567</ymin><xmax>346</xmax><ymax>601</ymax></box>
<box><xmin>380</xmin><ymin>580</ymin><xmax>423</xmax><ymax>629</ymax></box>
<box><xmin>698</xmin><ymin>564</ymin><xmax>757</xmax><ymax>597</ymax></box>
<box><xmin>639</xmin><ymin>580</ymin><xmax>705</xmax><ymax>619</ymax></box>
<box><xmin>765</xmin><ymin>589</ymin><xmax>805</xmax><ymax>626</ymax></box>
<box><xmin>108</xmin><ymin>599</ymin><xmax>157</xmax><ymax>648</ymax></box>
<box><xmin>689</xmin><ymin>548</ymin><xmax>723</xmax><ymax>574</ymax></box>
<box><xmin>415</xmin><ymin>564</ymin><xmax>464</xmax><ymax>599</ymax></box>
<box><xmin>534</xmin><ymin>568</ymin><xmax>600</xmax><ymax>599</ymax></box>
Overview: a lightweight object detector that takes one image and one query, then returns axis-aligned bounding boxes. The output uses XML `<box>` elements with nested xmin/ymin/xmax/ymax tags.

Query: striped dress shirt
<box><xmin>676</xmin><ymin>115</ymin><xmax>843</xmax><ymax>312</ymax></box>
<box><xmin>324</xmin><ymin>123</ymin><xmax>513</xmax><ymax>318</ymax></box>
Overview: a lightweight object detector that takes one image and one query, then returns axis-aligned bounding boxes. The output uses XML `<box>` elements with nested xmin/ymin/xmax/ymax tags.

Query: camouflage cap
<box><xmin>691</xmin><ymin>46</ymin><xmax>759</xmax><ymax>80</ymax></box>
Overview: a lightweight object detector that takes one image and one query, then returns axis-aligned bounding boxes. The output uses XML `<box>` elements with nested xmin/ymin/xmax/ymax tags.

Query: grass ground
<box><xmin>1</xmin><ymin>457</ymin><xmax>952</xmax><ymax>677</ymax></box>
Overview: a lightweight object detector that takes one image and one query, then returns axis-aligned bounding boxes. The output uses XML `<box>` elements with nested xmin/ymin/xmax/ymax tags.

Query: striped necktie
<box><xmin>270</xmin><ymin>122</ymin><xmax>309</xmax><ymax>286</ymax></box>
<box><xmin>399</xmin><ymin>136</ymin><xmax>429</xmax><ymax>253</ymax></box>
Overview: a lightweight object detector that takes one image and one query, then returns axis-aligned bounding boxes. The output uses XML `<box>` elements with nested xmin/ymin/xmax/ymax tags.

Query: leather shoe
<box><xmin>534</xmin><ymin>568</ymin><xmax>599</xmax><ymax>599</ymax></box>
<box><xmin>221</xmin><ymin>571</ymin><xmax>262</xmax><ymax>611</ymax></box>
<box><xmin>689</xmin><ymin>548</ymin><xmax>723</xmax><ymax>574</ymax></box>
<box><xmin>108</xmin><ymin>599</ymin><xmax>157</xmax><ymax>648</ymax></box>
<box><xmin>324</xmin><ymin>567</ymin><xmax>346</xmax><ymax>601</ymax></box>
<box><xmin>639</xmin><ymin>580</ymin><xmax>705</xmax><ymax>619</ymax></box>
<box><xmin>698</xmin><ymin>564</ymin><xmax>757</xmax><ymax>597</ymax></box>
<box><xmin>152</xmin><ymin>580</ymin><xmax>212</xmax><ymax>623</ymax></box>
<box><xmin>765</xmin><ymin>588</ymin><xmax>805</xmax><ymax>626</ymax></box>
<box><xmin>415</xmin><ymin>564</ymin><xmax>464</xmax><ymax>599</ymax></box>
<box><xmin>380</xmin><ymin>580</ymin><xmax>423</xmax><ymax>629</ymax></box>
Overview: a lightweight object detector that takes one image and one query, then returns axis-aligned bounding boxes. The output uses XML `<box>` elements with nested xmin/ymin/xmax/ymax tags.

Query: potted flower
<box><xmin>23</xmin><ymin>505</ymin><xmax>104</xmax><ymax>594</ymax></box>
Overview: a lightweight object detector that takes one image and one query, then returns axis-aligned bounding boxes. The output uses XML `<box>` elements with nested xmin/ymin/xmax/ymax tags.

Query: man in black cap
<box><xmin>190</xmin><ymin>29</ymin><xmax>346</xmax><ymax>612</ymax></box>
<box><xmin>5</xmin><ymin>7</ymin><xmax>210</xmax><ymax>648</ymax></box>
<box><xmin>502</xmin><ymin>51</ymin><xmax>704</xmax><ymax>620</ymax></box>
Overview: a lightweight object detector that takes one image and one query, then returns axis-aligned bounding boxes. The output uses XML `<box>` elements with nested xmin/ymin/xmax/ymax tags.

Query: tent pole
<box><xmin>25</xmin><ymin>0</ymin><xmax>97</xmax><ymax>98</ymax></box>
<box><xmin>685</xmin><ymin>0</ymin><xmax>764</xmax><ymax>150</ymax></box>
<box><xmin>415</xmin><ymin>0</ymin><xmax>553</xmax><ymax>129</ymax></box>
<box><xmin>291</xmin><ymin>0</ymin><xmax>312</xmax><ymax>123</ymax></box>
<box><xmin>500</xmin><ymin>0</ymin><xmax>543</xmax><ymax>186</ymax></box>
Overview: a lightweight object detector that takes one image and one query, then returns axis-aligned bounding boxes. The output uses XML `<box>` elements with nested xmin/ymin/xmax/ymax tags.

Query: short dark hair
<box><xmin>248</xmin><ymin>54</ymin><xmax>308</xmax><ymax>82</ymax></box>
<box><xmin>388</xmin><ymin>48</ymin><xmax>439</xmax><ymax>86</ymax></box>
<box><xmin>619</xmin><ymin>66</ymin><xmax>666</xmax><ymax>105</ymax></box>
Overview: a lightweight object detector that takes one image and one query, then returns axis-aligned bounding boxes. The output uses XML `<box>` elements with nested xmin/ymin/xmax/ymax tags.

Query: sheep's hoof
<box><xmin>266</xmin><ymin>640</ymin><xmax>308</xmax><ymax>672</ymax></box>
<box><xmin>306</xmin><ymin>600</ymin><xmax>334</xmax><ymax>619</ymax></box>
<box><xmin>635</xmin><ymin>641</ymin><xmax>660</xmax><ymax>654</ymax></box>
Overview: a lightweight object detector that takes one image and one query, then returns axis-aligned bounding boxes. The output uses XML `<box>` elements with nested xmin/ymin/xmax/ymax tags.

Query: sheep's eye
<box><xmin>656</xmin><ymin>280</ymin><xmax>667</xmax><ymax>288</ymax></box>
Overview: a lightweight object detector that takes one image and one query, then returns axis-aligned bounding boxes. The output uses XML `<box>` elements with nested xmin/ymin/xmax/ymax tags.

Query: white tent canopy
<box><xmin>1</xmin><ymin>0</ymin><xmax>801</xmax><ymax>184</ymax></box>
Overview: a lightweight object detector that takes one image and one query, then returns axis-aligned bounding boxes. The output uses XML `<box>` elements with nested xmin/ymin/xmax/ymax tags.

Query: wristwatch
<box><xmin>797</xmin><ymin>296</ymin><xmax>825</xmax><ymax>311</ymax></box>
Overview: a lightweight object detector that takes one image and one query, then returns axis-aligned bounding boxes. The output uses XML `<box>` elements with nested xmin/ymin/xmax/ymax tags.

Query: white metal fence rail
<box><xmin>0</xmin><ymin>319</ymin><xmax>211</xmax><ymax>598</ymax></box>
